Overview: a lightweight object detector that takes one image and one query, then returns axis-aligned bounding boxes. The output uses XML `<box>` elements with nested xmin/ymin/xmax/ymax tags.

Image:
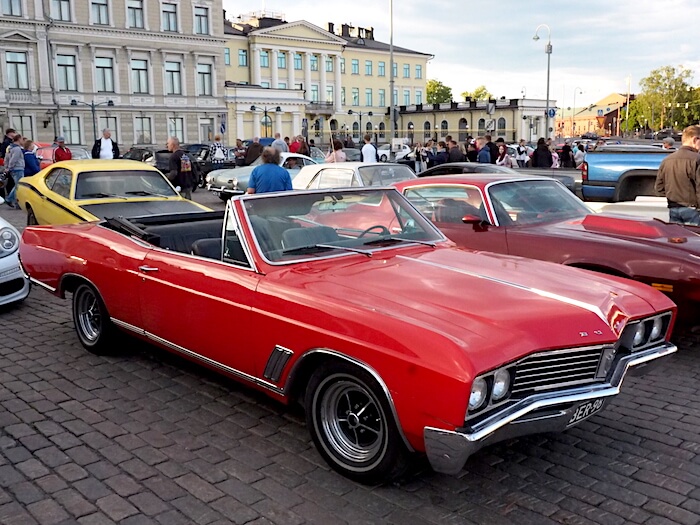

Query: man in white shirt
<box><xmin>91</xmin><ymin>129</ymin><xmax>120</xmax><ymax>159</ymax></box>
<box><xmin>361</xmin><ymin>134</ymin><xmax>378</xmax><ymax>162</ymax></box>
<box><xmin>271</xmin><ymin>133</ymin><xmax>289</xmax><ymax>153</ymax></box>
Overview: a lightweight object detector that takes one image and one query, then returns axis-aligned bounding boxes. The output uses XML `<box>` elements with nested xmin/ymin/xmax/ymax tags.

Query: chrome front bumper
<box><xmin>206</xmin><ymin>184</ymin><xmax>243</xmax><ymax>196</ymax></box>
<box><xmin>424</xmin><ymin>341</ymin><xmax>676</xmax><ymax>475</ymax></box>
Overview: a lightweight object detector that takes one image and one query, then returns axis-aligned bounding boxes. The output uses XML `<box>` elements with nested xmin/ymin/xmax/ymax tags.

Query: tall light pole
<box><xmin>572</xmin><ymin>87</ymin><xmax>582</xmax><ymax>137</ymax></box>
<box><xmin>348</xmin><ymin>109</ymin><xmax>372</xmax><ymax>141</ymax></box>
<box><xmin>250</xmin><ymin>105</ymin><xmax>281</xmax><ymax>138</ymax></box>
<box><xmin>533</xmin><ymin>24</ymin><xmax>552</xmax><ymax>138</ymax></box>
<box><xmin>70</xmin><ymin>99</ymin><xmax>114</xmax><ymax>142</ymax></box>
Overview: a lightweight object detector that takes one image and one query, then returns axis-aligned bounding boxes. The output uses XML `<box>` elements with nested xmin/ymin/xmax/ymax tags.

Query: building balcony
<box><xmin>7</xmin><ymin>90</ymin><xmax>37</xmax><ymax>104</ymax></box>
<box><xmin>306</xmin><ymin>101</ymin><xmax>335</xmax><ymax>116</ymax></box>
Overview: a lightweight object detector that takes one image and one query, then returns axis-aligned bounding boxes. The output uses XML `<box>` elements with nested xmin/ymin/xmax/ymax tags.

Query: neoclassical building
<box><xmin>0</xmin><ymin>0</ymin><xmax>227</xmax><ymax>146</ymax></box>
<box><xmin>223</xmin><ymin>13</ymin><xmax>432</xmax><ymax>143</ymax></box>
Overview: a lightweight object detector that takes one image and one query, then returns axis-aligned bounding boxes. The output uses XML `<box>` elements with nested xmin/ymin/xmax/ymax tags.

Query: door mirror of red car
<box><xmin>461</xmin><ymin>214</ymin><xmax>482</xmax><ymax>224</ymax></box>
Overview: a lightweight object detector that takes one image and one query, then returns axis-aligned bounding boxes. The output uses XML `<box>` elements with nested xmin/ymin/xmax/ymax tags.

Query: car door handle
<box><xmin>138</xmin><ymin>266</ymin><xmax>159</xmax><ymax>273</ymax></box>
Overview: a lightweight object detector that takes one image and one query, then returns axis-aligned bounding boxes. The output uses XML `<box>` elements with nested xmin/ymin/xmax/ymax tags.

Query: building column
<box><xmin>271</xmin><ymin>49</ymin><xmax>279</xmax><ymax>88</ymax></box>
<box><xmin>287</xmin><ymin>50</ymin><xmax>296</xmax><ymax>89</ymax></box>
<box><xmin>252</xmin><ymin>109</ymin><xmax>261</xmax><ymax>137</ymax></box>
<box><xmin>236</xmin><ymin>110</ymin><xmax>244</xmax><ymax>140</ymax></box>
<box><xmin>304</xmin><ymin>52</ymin><xmax>312</xmax><ymax>98</ymax></box>
<box><xmin>320</xmin><ymin>53</ymin><xmax>327</xmax><ymax>104</ymax></box>
<box><xmin>275</xmin><ymin>110</ymin><xmax>283</xmax><ymax>135</ymax></box>
<box><xmin>292</xmin><ymin>112</ymin><xmax>301</xmax><ymax>134</ymax></box>
<box><xmin>334</xmin><ymin>54</ymin><xmax>342</xmax><ymax>112</ymax></box>
<box><xmin>251</xmin><ymin>46</ymin><xmax>261</xmax><ymax>85</ymax></box>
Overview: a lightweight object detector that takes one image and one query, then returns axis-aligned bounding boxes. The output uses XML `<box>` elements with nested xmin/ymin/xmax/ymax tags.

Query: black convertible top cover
<box><xmin>81</xmin><ymin>200</ymin><xmax>204</xmax><ymax>219</ymax></box>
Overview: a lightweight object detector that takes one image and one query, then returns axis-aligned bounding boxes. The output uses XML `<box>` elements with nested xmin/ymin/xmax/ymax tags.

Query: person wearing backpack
<box><xmin>167</xmin><ymin>137</ymin><xmax>194</xmax><ymax>199</ymax></box>
<box><xmin>209</xmin><ymin>135</ymin><xmax>226</xmax><ymax>165</ymax></box>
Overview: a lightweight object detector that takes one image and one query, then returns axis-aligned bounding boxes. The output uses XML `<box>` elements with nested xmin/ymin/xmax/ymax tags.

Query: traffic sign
<box><xmin>597</xmin><ymin>109</ymin><xmax>604</xmax><ymax>117</ymax></box>
<box><xmin>548</xmin><ymin>108</ymin><xmax>556</xmax><ymax>118</ymax></box>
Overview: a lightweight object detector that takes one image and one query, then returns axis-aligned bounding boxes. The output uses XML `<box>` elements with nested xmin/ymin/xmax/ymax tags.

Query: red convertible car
<box><xmin>20</xmin><ymin>188</ymin><xmax>676</xmax><ymax>483</ymax></box>
<box><xmin>395</xmin><ymin>174</ymin><xmax>700</xmax><ymax>324</ymax></box>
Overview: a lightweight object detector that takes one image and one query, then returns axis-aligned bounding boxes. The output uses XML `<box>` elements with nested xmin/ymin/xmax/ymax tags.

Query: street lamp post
<box><xmin>572</xmin><ymin>87</ymin><xmax>582</xmax><ymax>137</ymax></box>
<box><xmin>348</xmin><ymin>109</ymin><xmax>373</xmax><ymax>141</ymax></box>
<box><xmin>532</xmin><ymin>24</ymin><xmax>552</xmax><ymax>138</ymax></box>
<box><xmin>250</xmin><ymin>105</ymin><xmax>281</xmax><ymax>138</ymax></box>
<box><xmin>374</xmin><ymin>125</ymin><xmax>378</xmax><ymax>144</ymax></box>
<box><xmin>70</xmin><ymin>99</ymin><xmax>114</xmax><ymax>142</ymax></box>
<box><xmin>408</xmin><ymin>123</ymin><xmax>414</xmax><ymax>144</ymax></box>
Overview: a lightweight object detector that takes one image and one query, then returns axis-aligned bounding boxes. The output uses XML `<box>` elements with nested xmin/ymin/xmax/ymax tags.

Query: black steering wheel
<box><xmin>358</xmin><ymin>224</ymin><xmax>391</xmax><ymax>238</ymax></box>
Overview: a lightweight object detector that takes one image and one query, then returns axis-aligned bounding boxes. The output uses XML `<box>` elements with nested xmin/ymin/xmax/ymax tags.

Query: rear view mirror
<box><xmin>461</xmin><ymin>214</ymin><xmax>482</xmax><ymax>224</ymax></box>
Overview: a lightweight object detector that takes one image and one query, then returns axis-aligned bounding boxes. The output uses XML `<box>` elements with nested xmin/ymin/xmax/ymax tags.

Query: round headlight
<box><xmin>469</xmin><ymin>377</ymin><xmax>488</xmax><ymax>412</ymax></box>
<box><xmin>650</xmin><ymin>317</ymin><xmax>664</xmax><ymax>341</ymax></box>
<box><xmin>0</xmin><ymin>228</ymin><xmax>18</xmax><ymax>253</ymax></box>
<box><xmin>632</xmin><ymin>323</ymin><xmax>646</xmax><ymax>347</ymax></box>
<box><xmin>491</xmin><ymin>369</ymin><xmax>511</xmax><ymax>402</ymax></box>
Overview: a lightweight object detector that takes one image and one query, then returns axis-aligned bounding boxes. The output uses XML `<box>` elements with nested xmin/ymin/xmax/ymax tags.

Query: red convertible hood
<box><xmin>288</xmin><ymin>247</ymin><xmax>673</xmax><ymax>373</ymax></box>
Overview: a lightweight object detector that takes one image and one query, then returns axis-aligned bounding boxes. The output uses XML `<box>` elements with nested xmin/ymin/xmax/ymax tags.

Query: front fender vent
<box><xmin>263</xmin><ymin>345</ymin><xmax>294</xmax><ymax>382</ymax></box>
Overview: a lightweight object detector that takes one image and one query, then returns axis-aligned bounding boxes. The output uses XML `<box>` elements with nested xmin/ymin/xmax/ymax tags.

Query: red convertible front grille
<box><xmin>510</xmin><ymin>346</ymin><xmax>605</xmax><ymax>397</ymax></box>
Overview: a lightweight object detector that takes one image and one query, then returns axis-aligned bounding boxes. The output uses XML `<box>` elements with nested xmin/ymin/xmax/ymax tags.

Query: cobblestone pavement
<box><xmin>2</xmin><ymin>188</ymin><xmax>700</xmax><ymax>524</ymax></box>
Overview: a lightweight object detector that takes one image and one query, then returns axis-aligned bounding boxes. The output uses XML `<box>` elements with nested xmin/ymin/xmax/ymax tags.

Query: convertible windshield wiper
<box><xmin>80</xmin><ymin>192</ymin><xmax>127</xmax><ymax>199</ymax></box>
<box><xmin>124</xmin><ymin>190</ymin><xmax>170</xmax><ymax>197</ymax></box>
<box><xmin>362</xmin><ymin>235</ymin><xmax>437</xmax><ymax>247</ymax></box>
<box><xmin>283</xmin><ymin>244</ymin><xmax>373</xmax><ymax>257</ymax></box>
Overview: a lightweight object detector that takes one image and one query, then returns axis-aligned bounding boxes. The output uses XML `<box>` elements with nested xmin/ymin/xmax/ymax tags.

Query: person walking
<box><xmin>91</xmin><ymin>129</ymin><xmax>120</xmax><ymax>159</ymax></box>
<box><xmin>361</xmin><ymin>134</ymin><xmax>378</xmax><ymax>163</ymax></box>
<box><xmin>247</xmin><ymin>147</ymin><xmax>293</xmax><ymax>194</ymax></box>
<box><xmin>53</xmin><ymin>137</ymin><xmax>72</xmax><ymax>162</ymax></box>
<box><xmin>23</xmin><ymin>139</ymin><xmax>40</xmax><ymax>176</ymax></box>
<box><xmin>271</xmin><ymin>133</ymin><xmax>288</xmax><ymax>153</ymax></box>
<box><xmin>476</xmin><ymin>137</ymin><xmax>491</xmax><ymax>163</ymax></box>
<box><xmin>515</xmin><ymin>139</ymin><xmax>530</xmax><ymax>168</ymax></box>
<box><xmin>166</xmin><ymin>137</ymin><xmax>194</xmax><ymax>200</ymax></box>
<box><xmin>325</xmin><ymin>140</ymin><xmax>347</xmax><ymax>163</ymax></box>
<box><xmin>0</xmin><ymin>128</ymin><xmax>15</xmax><ymax>161</ymax></box>
<box><xmin>244</xmin><ymin>137</ymin><xmax>264</xmax><ymax>165</ymax></box>
<box><xmin>209</xmin><ymin>135</ymin><xmax>226</xmax><ymax>165</ymax></box>
<box><xmin>4</xmin><ymin>134</ymin><xmax>25</xmax><ymax>208</ymax></box>
<box><xmin>655</xmin><ymin>125</ymin><xmax>700</xmax><ymax>225</ymax></box>
<box><xmin>531</xmin><ymin>138</ymin><xmax>553</xmax><ymax>168</ymax></box>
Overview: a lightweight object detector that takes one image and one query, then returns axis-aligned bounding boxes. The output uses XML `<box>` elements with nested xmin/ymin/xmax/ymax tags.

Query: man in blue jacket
<box><xmin>23</xmin><ymin>139</ymin><xmax>40</xmax><ymax>176</ymax></box>
<box><xmin>476</xmin><ymin>137</ymin><xmax>491</xmax><ymax>163</ymax></box>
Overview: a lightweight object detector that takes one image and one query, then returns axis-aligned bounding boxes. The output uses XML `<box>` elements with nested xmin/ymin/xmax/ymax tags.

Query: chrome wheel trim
<box><xmin>76</xmin><ymin>289</ymin><xmax>101</xmax><ymax>342</ymax></box>
<box><xmin>317</xmin><ymin>377</ymin><xmax>387</xmax><ymax>469</ymax></box>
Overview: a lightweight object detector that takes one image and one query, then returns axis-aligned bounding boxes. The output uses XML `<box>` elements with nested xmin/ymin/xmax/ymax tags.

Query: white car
<box><xmin>377</xmin><ymin>144</ymin><xmax>411</xmax><ymax>162</ymax></box>
<box><xmin>292</xmin><ymin>162</ymin><xmax>417</xmax><ymax>190</ymax></box>
<box><xmin>0</xmin><ymin>216</ymin><xmax>30</xmax><ymax>306</ymax></box>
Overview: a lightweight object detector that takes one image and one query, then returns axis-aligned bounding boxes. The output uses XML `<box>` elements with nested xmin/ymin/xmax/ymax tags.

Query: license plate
<box><xmin>567</xmin><ymin>398</ymin><xmax>605</xmax><ymax>426</ymax></box>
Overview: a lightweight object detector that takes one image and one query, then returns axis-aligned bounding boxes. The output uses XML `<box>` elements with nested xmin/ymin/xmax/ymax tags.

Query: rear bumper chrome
<box><xmin>424</xmin><ymin>341</ymin><xmax>676</xmax><ymax>475</ymax></box>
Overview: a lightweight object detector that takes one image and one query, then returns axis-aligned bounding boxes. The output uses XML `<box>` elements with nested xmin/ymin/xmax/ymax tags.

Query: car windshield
<box><xmin>243</xmin><ymin>188</ymin><xmax>443</xmax><ymax>263</ymax></box>
<box><xmin>356</xmin><ymin>165</ymin><xmax>416</xmax><ymax>186</ymax></box>
<box><xmin>74</xmin><ymin>170</ymin><xmax>178</xmax><ymax>200</ymax></box>
<box><xmin>72</xmin><ymin>148</ymin><xmax>91</xmax><ymax>160</ymax></box>
<box><xmin>488</xmin><ymin>180</ymin><xmax>593</xmax><ymax>226</ymax></box>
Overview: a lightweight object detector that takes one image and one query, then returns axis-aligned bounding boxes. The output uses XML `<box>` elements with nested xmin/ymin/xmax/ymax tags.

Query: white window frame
<box><xmin>161</xmin><ymin>2</ymin><xmax>178</xmax><ymax>32</ymax></box>
<box><xmin>167</xmin><ymin>116</ymin><xmax>185</xmax><ymax>142</ymax></box>
<box><xmin>51</xmin><ymin>0</ymin><xmax>71</xmax><ymax>21</ymax></box>
<box><xmin>130</xmin><ymin>58</ymin><xmax>149</xmax><ymax>94</ymax></box>
<box><xmin>91</xmin><ymin>0</ymin><xmax>110</xmax><ymax>25</ymax></box>
<box><xmin>193</xmin><ymin>5</ymin><xmax>209</xmax><ymax>35</ymax></box>
<box><xmin>164</xmin><ymin>61</ymin><xmax>182</xmax><ymax>95</ymax></box>
<box><xmin>134</xmin><ymin>116</ymin><xmax>152</xmax><ymax>144</ymax></box>
<box><xmin>310</xmin><ymin>84</ymin><xmax>319</xmax><ymax>103</ymax></box>
<box><xmin>415</xmin><ymin>89</ymin><xmax>423</xmax><ymax>105</ymax></box>
<box><xmin>196</xmin><ymin>63</ymin><xmax>212</xmax><ymax>96</ymax></box>
<box><xmin>198</xmin><ymin>117</ymin><xmax>214</xmax><ymax>143</ymax></box>
<box><xmin>126</xmin><ymin>0</ymin><xmax>145</xmax><ymax>29</ymax></box>
<box><xmin>2</xmin><ymin>0</ymin><xmax>22</xmax><ymax>17</ymax></box>
<box><xmin>378</xmin><ymin>89</ymin><xmax>385</xmax><ymax>108</ymax></box>
<box><xmin>11</xmin><ymin>115</ymin><xmax>33</xmax><ymax>139</ymax></box>
<box><xmin>60</xmin><ymin>116</ymin><xmax>81</xmax><ymax>145</ymax></box>
<box><xmin>98</xmin><ymin>116</ymin><xmax>118</xmax><ymax>144</ymax></box>
<box><xmin>95</xmin><ymin>56</ymin><xmax>114</xmax><ymax>93</ymax></box>
<box><xmin>6</xmin><ymin>51</ymin><xmax>29</xmax><ymax>90</ymax></box>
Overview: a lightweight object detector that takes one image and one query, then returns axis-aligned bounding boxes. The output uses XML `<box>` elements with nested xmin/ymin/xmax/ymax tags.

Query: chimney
<box><xmin>341</xmin><ymin>24</ymin><xmax>351</xmax><ymax>37</ymax></box>
<box><xmin>327</xmin><ymin>22</ymin><xmax>334</xmax><ymax>34</ymax></box>
<box><xmin>366</xmin><ymin>27</ymin><xmax>374</xmax><ymax>40</ymax></box>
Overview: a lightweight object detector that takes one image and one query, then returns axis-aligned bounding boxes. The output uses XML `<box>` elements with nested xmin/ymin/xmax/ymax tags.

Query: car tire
<box><xmin>26</xmin><ymin>206</ymin><xmax>38</xmax><ymax>226</ymax></box>
<box><xmin>72</xmin><ymin>283</ymin><xmax>118</xmax><ymax>355</ymax></box>
<box><xmin>305</xmin><ymin>362</ymin><xmax>411</xmax><ymax>484</ymax></box>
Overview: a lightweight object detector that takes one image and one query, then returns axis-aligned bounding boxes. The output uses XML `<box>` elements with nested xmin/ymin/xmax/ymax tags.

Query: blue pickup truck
<box><xmin>581</xmin><ymin>146</ymin><xmax>671</xmax><ymax>202</ymax></box>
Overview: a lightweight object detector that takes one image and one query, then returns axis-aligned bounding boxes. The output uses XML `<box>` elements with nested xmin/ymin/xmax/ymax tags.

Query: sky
<box><xmin>222</xmin><ymin>0</ymin><xmax>700</xmax><ymax>110</ymax></box>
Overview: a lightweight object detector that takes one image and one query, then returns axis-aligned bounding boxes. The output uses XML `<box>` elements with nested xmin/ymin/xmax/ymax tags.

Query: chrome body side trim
<box><xmin>29</xmin><ymin>276</ymin><xmax>57</xmax><ymax>294</ymax></box>
<box><xmin>110</xmin><ymin>318</ymin><xmax>284</xmax><ymax>395</ymax></box>
<box><xmin>424</xmin><ymin>341</ymin><xmax>676</xmax><ymax>475</ymax></box>
<box><xmin>284</xmin><ymin>348</ymin><xmax>414</xmax><ymax>452</ymax></box>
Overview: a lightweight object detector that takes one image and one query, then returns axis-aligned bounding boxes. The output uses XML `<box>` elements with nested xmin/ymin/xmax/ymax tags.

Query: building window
<box><xmin>224</xmin><ymin>48</ymin><xmax>230</xmax><ymax>66</ymax></box>
<box><xmin>326</xmin><ymin>85</ymin><xmax>333</xmax><ymax>103</ymax></box>
<box><xmin>294</xmin><ymin>82</ymin><xmax>302</xmax><ymax>90</ymax></box>
<box><xmin>238</xmin><ymin>49</ymin><xmax>247</xmax><ymax>66</ymax></box>
<box><xmin>415</xmin><ymin>64</ymin><xmax>422</xmax><ymax>79</ymax></box>
<box><xmin>51</xmin><ymin>0</ymin><xmax>71</xmax><ymax>21</ymax></box>
<box><xmin>441</xmin><ymin>120</ymin><xmax>449</xmax><ymax>135</ymax></box>
<box><xmin>12</xmin><ymin>116</ymin><xmax>32</xmax><ymax>139</ymax></box>
<box><xmin>326</xmin><ymin>57</ymin><xmax>333</xmax><ymax>72</ymax></box>
<box><xmin>478</xmin><ymin>118</ymin><xmax>486</xmax><ymax>135</ymax></box>
<box><xmin>2</xmin><ymin>0</ymin><xmax>22</xmax><ymax>16</ymax></box>
<box><xmin>340</xmin><ymin>58</ymin><xmax>345</xmax><ymax>74</ymax></box>
<box><xmin>57</xmin><ymin>54</ymin><xmax>77</xmax><ymax>92</ymax></box>
<box><xmin>130</xmin><ymin>59</ymin><xmax>149</xmax><ymax>94</ymax></box>
<box><xmin>352</xmin><ymin>87</ymin><xmax>359</xmax><ymax>106</ymax></box>
<box><xmin>365</xmin><ymin>60</ymin><xmax>372</xmax><ymax>76</ymax></box>
<box><xmin>127</xmin><ymin>0</ymin><xmax>144</xmax><ymax>28</ymax></box>
<box><xmin>341</xmin><ymin>87</ymin><xmax>345</xmax><ymax>105</ymax></box>
<box><xmin>311</xmin><ymin>85</ymin><xmax>319</xmax><ymax>102</ymax></box>
<box><xmin>168</xmin><ymin>117</ymin><xmax>184</xmax><ymax>142</ymax></box>
<box><xmin>164</xmin><ymin>61</ymin><xmax>182</xmax><ymax>95</ymax></box>
<box><xmin>351</xmin><ymin>59</ymin><xmax>359</xmax><ymax>75</ymax></box>
<box><xmin>379</xmin><ymin>122</ymin><xmax>385</xmax><ymax>139</ymax></box>
<box><xmin>378</xmin><ymin>61</ymin><xmax>385</xmax><ymax>77</ymax></box>
<box><xmin>378</xmin><ymin>89</ymin><xmax>385</xmax><ymax>107</ymax></box>
<box><xmin>294</xmin><ymin>53</ymin><xmax>302</xmax><ymax>70</ymax></box>
<box><xmin>135</xmin><ymin>117</ymin><xmax>152</xmax><ymax>144</ymax></box>
<box><xmin>260</xmin><ymin>51</ymin><xmax>269</xmax><ymax>68</ymax></box>
<box><xmin>260</xmin><ymin>81</ymin><xmax>269</xmax><ymax>88</ymax></box>
<box><xmin>392</xmin><ymin>62</ymin><xmax>397</xmax><ymax>78</ymax></box>
<box><xmin>6</xmin><ymin>51</ymin><xmax>28</xmax><ymax>90</ymax></box>
<box><xmin>424</xmin><ymin>121</ymin><xmax>431</xmax><ymax>139</ymax></box>
<box><xmin>278</xmin><ymin>82</ymin><xmax>286</xmax><ymax>89</ymax></box>
<box><xmin>497</xmin><ymin>117</ymin><xmax>506</xmax><ymax>137</ymax></box>
<box><xmin>162</xmin><ymin>3</ymin><xmax>177</xmax><ymax>32</ymax></box>
<box><xmin>95</xmin><ymin>57</ymin><xmax>114</xmax><ymax>93</ymax></box>
<box><xmin>415</xmin><ymin>90</ymin><xmax>422</xmax><ymax>105</ymax></box>
<box><xmin>91</xmin><ymin>0</ymin><xmax>109</xmax><ymax>24</ymax></box>
<box><xmin>403</xmin><ymin>64</ymin><xmax>410</xmax><ymax>78</ymax></box>
<box><xmin>277</xmin><ymin>52</ymin><xmax>286</xmax><ymax>69</ymax></box>
<box><xmin>352</xmin><ymin>122</ymin><xmax>359</xmax><ymax>139</ymax></box>
<box><xmin>365</xmin><ymin>88</ymin><xmax>372</xmax><ymax>107</ymax></box>
<box><xmin>60</xmin><ymin>116</ymin><xmax>80</xmax><ymax>144</ymax></box>
<box><xmin>194</xmin><ymin>6</ymin><xmax>209</xmax><ymax>34</ymax></box>
<box><xmin>197</xmin><ymin>63</ymin><xmax>212</xmax><ymax>96</ymax></box>
<box><xmin>403</xmin><ymin>89</ymin><xmax>410</xmax><ymax>105</ymax></box>
<box><xmin>310</xmin><ymin>55</ymin><xmax>318</xmax><ymax>71</ymax></box>
<box><xmin>393</xmin><ymin>89</ymin><xmax>398</xmax><ymax>105</ymax></box>
<box><xmin>98</xmin><ymin>117</ymin><xmax>117</xmax><ymax>142</ymax></box>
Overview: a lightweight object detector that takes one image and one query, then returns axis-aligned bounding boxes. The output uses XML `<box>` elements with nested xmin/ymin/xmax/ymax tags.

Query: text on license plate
<box><xmin>568</xmin><ymin>398</ymin><xmax>604</xmax><ymax>426</ymax></box>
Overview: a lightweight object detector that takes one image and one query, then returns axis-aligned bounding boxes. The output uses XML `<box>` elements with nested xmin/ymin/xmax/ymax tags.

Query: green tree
<box><xmin>636</xmin><ymin>65</ymin><xmax>694</xmax><ymax>130</ymax></box>
<box><xmin>426</xmin><ymin>79</ymin><xmax>453</xmax><ymax>104</ymax></box>
<box><xmin>461</xmin><ymin>85</ymin><xmax>493</xmax><ymax>101</ymax></box>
